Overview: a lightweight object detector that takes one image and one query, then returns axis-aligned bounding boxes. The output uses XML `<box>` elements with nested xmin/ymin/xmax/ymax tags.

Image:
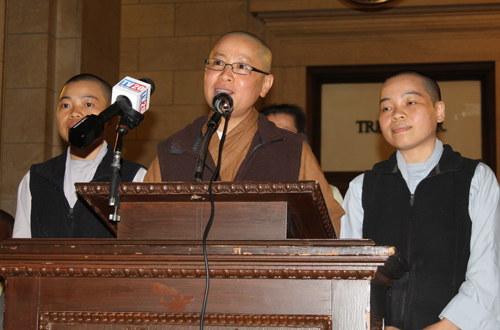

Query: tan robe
<box><xmin>144</xmin><ymin>109</ymin><xmax>344</xmax><ymax>235</ymax></box>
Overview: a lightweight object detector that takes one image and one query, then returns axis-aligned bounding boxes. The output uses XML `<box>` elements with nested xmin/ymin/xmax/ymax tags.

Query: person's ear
<box><xmin>436</xmin><ymin>101</ymin><xmax>445</xmax><ymax>123</ymax></box>
<box><xmin>260</xmin><ymin>74</ymin><xmax>274</xmax><ymax>98</ymax></box>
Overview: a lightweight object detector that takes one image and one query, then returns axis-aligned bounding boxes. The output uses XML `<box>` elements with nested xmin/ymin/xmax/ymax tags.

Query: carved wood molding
<box><xmin>1</xmin><ymin>265</ymin><xmax>377</xmax><ymax>280</ymax></box>
<box><xmin>308</xmin><ymin>183</ymin><xmax>335</xmax><ymax>238</ymax></box>
<box><xmin>39</xmin><ymin>311</ymin><xmax>332</xmax><ymax>330</ymax></box>
<box><xmin>77</xmin><ymin>181</ymin><xmax>319</xmax><ymax>196</ymax></box>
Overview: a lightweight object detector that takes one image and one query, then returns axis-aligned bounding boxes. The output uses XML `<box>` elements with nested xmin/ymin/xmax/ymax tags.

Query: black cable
<box><xmin>200</xmin><ymin>112</ymin><xmax>230</xmax><ymax>330</ymax></box>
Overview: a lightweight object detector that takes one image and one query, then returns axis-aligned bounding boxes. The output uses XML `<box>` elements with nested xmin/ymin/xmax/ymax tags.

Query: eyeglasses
<box><xmin>205</xmin><ymin>58</ymin><xmax>270</xmax><ymax>76</ymax></box>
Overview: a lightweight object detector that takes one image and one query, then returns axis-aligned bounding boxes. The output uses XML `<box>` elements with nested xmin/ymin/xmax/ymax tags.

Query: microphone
<box><xmin>68</xmin><ymin>76</ymin><xmax>155</xmax><ymax>149</ymax></box>
<box><xmin>112</xmin><ymin>76</ymin><xmax>155</xmax><ymax>114</ymax></box>
<box><xmin>212</xmin><ymin>93</ymin><xmax>233</xmax><ymax>114</ymax></box>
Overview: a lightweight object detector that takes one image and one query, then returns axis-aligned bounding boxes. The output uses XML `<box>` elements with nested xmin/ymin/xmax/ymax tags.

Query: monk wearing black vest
<box><xmin>341</xmin><ymin>71</ymin><xmax>500</xmax><ymax>330</ymax></box>
<box><xmin>13</xmin><ymin>74</ymin><xmax>147</xmax><ymax>238</ymax></box>
<box><xmin>144</xmin><ymin>31</ymin><xmax>344</xmax><ymax>234</ymax></box>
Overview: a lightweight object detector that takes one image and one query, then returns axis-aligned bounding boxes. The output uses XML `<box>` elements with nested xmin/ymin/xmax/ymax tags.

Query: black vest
<box><xmin>157</xmin><ymin>113</ymin><xmax>304</xmax><ymax>182</ymax></box>
<box><xmin>362</xmin><ymin>145</ymin><xmax>480</xmax><ymax>329</ymax></box>
<box><xmin>30</xmin><ymin>145</ymin><xmax>145</xmax><ymax>238</ymax></box>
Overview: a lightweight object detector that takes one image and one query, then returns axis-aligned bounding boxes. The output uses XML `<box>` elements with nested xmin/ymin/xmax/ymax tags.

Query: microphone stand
<box><xmin>194</xmin><ymin>111</ymin><xmax>223</xmax><ymax>182</ymax></box>
<box><xmin>108</xmin><ymin>117</ymin><xmax>129</xmax><ymax>221</ymax></box>
<box><xmin>108</xmin><ymin>98</ymin><xmax>144</xmax><ymax>221</ymax></box>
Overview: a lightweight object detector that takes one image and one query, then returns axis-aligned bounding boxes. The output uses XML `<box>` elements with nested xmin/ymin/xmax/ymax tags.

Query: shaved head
<box><xmin>385</xmin><ymin>70</ymin><xmax>441</xmax><ymax>105</ymax></box>
<box><xmin>212</xmin><ymin>31</ymin><xmax>272</xmax><ymax>72</ymax></box>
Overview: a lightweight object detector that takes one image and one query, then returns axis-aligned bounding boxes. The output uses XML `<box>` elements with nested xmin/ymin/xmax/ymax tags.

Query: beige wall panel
<box><xmin>48</xmin><ymin>89</ymin><xmax>64</xmax><ymax>147</ymax></box>
<box><xmin>251</xmin><ymin>0</ymin><xmax>346</xmax><ymax>11</ymax></box>
<box><xmin>264</xmin><ymin>66</ymin><xmax>281</xmax><ymax>105</ymax></box>
<box><xmin>174</xmin><ymin>70</ymin><xmax>206</xmax><ymax>106</ymax></box>
<box><xmin>5</xmin><ymin>34</ymin><xmax>49</xmax><ymax>88</ymax></box>
<box><xmin>380</xmin><ymin>0</ymin><xmax>500</xmax><ymax>7</ymax></box>
<box><xmin>0</xmin><ymin>199</ymin><xmax>15</xmax><ymax>218</ymax></box>
<box><xmin>46</xmin><ymin>34</ymin><xmax>57</xmax><ymax>94</ymax></box>
<box><xmin>175</xmin><ymin>1</ymin><xmax>247</xmax><ymax>36</ymax></box>
<box><xmin>0</xmin><ymin>0</ymin><xmax>5</xmax><ymax>203</ymax></box>
<box><xmin>139</xmin><ymin>37</ymin><xmax>211</xmax><ymax>71</ymax></box>
<box><xmin>135</xmin><ymin>104</ymin><xmax>210</xmax><ymax>141</ymax></box>
<box><xmin>120</xmin><ymin>38</ymin><xmax>140</xmax><ymax>72</ymax></box>
<box><xmin>44</xmin><ymin>87</ymin><xmax>57</xmax><ymax>160</ymax></box>
<box><xmin>246</xmin><ymin>11</ymin><xmax>267</xmax><ymax>37</ymax></box>
<box><xmin>54</xmin><ymin>38</ymin><xmax>82</xmax><ymax>89</ymax></box>
<box><xmin>122</xmin><ymin>4</ymin><xmax>174</xmax><ymax>38</ymax></box>
<box><xmin>1</xmin><ymin>143</ymin><xmax>44</xmax><ymax>201</ymax></box>
<box><xmin>53</xmin><ymin>0</ymin><xmax>80</xmax><ymax>38</ymax></box>
<box><xmin>81</xmin><ymin>0</ymin><xmax>120</xmax><ymax>81</ymax></box>
<box><xmin>0</xmin><ymin>1</ymin><xmax>5</xmax><ymax>61</ymax></box>
<box><xmin>3</xmin><ymin>88</ymin><xmax>47</xmax><ymax>144</ymax></box>
<box><xmin>266</xmin><ymin>66</ymin><xmax>306</xmax><ymax>109</ymax></box>
<box><xmin>273</xmin><ymin>35</ymin><xmax>500</xmax><ymax>68</ymax></box>
<box><xmin>7</xmin><ymin>0</ymin><xmax>49</xmax><ymax>34</ymax></box>
<box><xmin>438</xmin><ymin>81</ymin><xmax>482</xmax><ymax>160</ymax></box>
<box><xmin>80</xmin><ymin>38</ymin><xmax>119</xmax><ymax>85</ymax></box>
<box><xmin>251</xmin><ymin>0</ymin><xmax>500</xmax><ymax>12</ymax></box>
<box><xmin>131</xmin><ymin>0</ymin><xmax>201</xmax><ymax>3</ymax></box>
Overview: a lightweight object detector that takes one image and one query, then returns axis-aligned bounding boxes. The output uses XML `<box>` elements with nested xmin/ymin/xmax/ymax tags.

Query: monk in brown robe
<box><xmin>144</xmin><ymin>31</ymin><xmax>344</xmax><ymax>234</ymax></box>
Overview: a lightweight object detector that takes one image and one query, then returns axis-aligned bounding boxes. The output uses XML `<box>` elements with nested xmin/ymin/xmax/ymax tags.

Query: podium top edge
<box><xmin>75</xmin><ymin>181</ymin><xmax>321</xmax><ymax>195</ymax></box>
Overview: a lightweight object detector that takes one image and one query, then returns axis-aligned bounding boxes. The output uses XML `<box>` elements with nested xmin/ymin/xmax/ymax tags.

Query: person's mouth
<box><xmin>392</xmin><ymin>125</ymin><xmax>411</xmax><ymax>134</ymax></box>
<box><xmin>215</xmin><ymin>88</ymin><xmax>234</xmax><ymax>95</ymax></box>
<box><xmin>68</xmin><ymin>120</ymin><xmax>81</xmax><ymax>129</ymax></box>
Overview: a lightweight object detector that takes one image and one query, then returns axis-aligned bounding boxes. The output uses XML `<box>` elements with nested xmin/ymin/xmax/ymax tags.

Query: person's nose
<box><xmin>218</xmin><ymin>64</ymin><xmax>234</xmax><ymax>82</ymax></box>
<box><xmin>392</xmin><ymin>106</ymin><xmax>406</xmax><ymax>121</ymax></box>
<box><xmin>69</xmin><ymin>106</ymin><xmax>84</xmax><ymax>119</ymax></box>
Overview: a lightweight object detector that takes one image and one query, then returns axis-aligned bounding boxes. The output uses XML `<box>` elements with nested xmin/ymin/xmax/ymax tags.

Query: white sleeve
<box><xmin>340</xmin><ymin>173</ymin><xmax>365</xmax><ymax>239</ymax></box>
<box><xmin>12</xmin><ymin>171</ymin><xmax>32</xmax><ymax>238</ymax></box>
<box><xmin>132</xmin><ymin>167</ymin><xmax>147</xmax><ymax>182</ymax></box>
<box><xmin>440</xmin><ymin>163</ymin><xmax>500</xmax><ymax>329</ymax></box>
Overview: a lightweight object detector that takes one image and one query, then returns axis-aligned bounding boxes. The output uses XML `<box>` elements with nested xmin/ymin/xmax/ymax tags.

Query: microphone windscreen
<box><xmin>212</xmin><ymin>93</ymin><xmax>234</xmax><ymax>114</ymax></box>
<box><xmin>112</xmin><ymin>76</ymin><xmax>153</xmax><ymax>114</ymax></box>
<box><xmin>140</xmin><ymin>77</ymin><xmax>155</xmax><ymax>95</ymax></box>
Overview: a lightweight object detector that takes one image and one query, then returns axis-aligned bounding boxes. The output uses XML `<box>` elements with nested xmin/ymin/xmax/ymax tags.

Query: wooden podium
<box><xmin>0</xmin><ymin>181</ymin><xmax>407</xmax><ymax>329</ymax></box>
<box><xmin>0</xmin><ymin>239</ymin><xmax>405</xmax><ymax>330</ymax></box>
<box><xmin>75</xmin><ymin>181</ymin><xmax>337</xmax><ymax>239</ymax></box>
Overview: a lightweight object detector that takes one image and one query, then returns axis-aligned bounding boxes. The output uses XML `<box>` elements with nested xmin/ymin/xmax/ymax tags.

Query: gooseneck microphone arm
<box><xmin>194</xmin><ymin>112</ymin><xmax>223</xmax><ymax>182</ymax></box>
<box><xmin>193</xmin><ymin>93</ymin><xmax>233</xmax><ymax>182</ymax></box>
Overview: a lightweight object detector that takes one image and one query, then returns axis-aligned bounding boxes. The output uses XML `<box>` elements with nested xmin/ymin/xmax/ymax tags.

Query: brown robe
<box><xmin>144</xmin><ymin>109</ymin><xmax>344</xmax><ymax>234</ymax></box>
